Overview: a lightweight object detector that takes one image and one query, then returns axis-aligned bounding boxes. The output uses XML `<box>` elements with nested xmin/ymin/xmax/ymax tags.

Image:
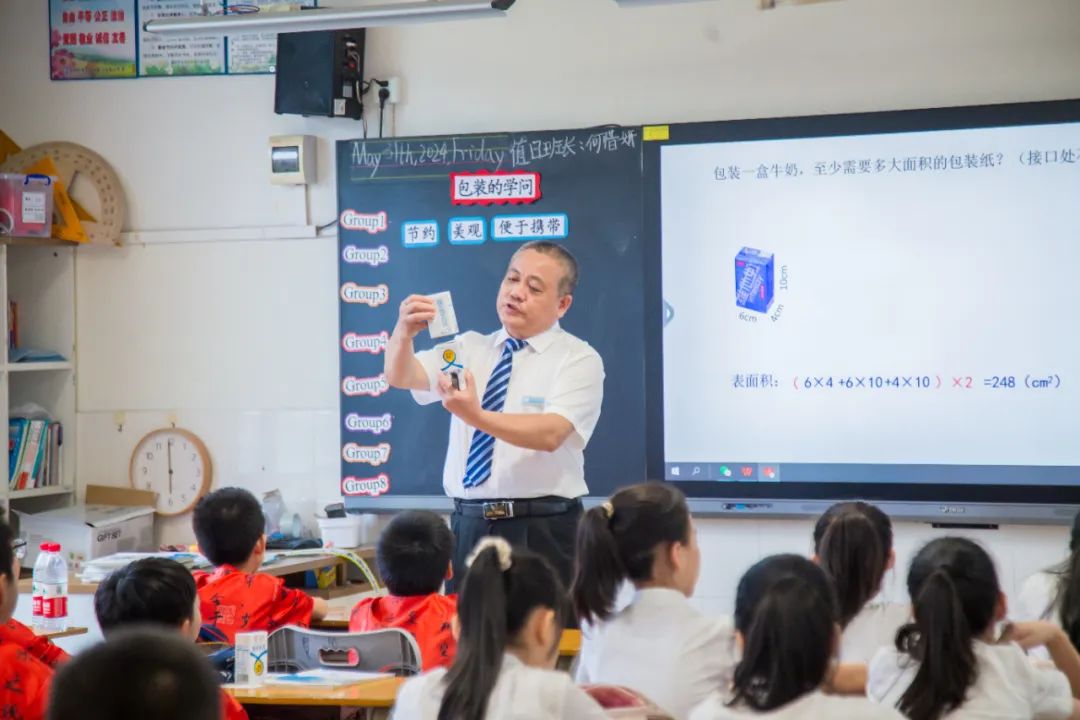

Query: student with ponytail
<box><xmin>690</xmin><ymin>554</ymin><xmax>902</xmax><ymax>719</ymax></box>
<box><xmin>868</xmin><ymin>537</ymin><xmax>1080</xmax><ymax>720</ymax></box>
<box><xmin>571</xmin><ymin>482</ymin><xmax>735</xmax><ymax>720</ymax></box>
<box><xmin>393</xmin><ymin>537</ymin><xmax>606</xmax><ymax>720</ymax></box>
<box><xmin>1018</xmin><ymin>510</ymin><xmax>1080</xmax><ymax>652</ymax></box>
<box><xmin>813</xmin><ymin>501</ymin><xmax>910</xmax><ymax>662</ymax></box>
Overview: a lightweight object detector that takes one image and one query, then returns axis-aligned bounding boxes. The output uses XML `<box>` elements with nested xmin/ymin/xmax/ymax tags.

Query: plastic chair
<box><xmin>267</xmin><ymin>625</ymin><xmax>422</xmax><ymax>677</ymax></box>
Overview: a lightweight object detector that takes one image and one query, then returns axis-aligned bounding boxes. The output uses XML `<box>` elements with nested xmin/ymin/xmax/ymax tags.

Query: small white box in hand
<box><xmin>235</xmin><ymin>631</ymin><xmax>269</xmax><ymax>686</ymax></box>
<box><xmin>428</xmin><ymin>291</ymin><xmax>459</xmax><ymax>339</ymax></box>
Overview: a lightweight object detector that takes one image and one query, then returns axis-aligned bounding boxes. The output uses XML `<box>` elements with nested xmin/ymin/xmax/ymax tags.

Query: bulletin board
<box><xmin>48</xmin><ymin>0</ymin><xmax>314</xmax><ymax>80</ymax></box>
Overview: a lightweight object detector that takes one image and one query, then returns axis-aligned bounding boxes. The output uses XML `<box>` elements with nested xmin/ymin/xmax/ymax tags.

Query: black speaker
<box><xmin>274</xmin><ymin>29</ymin><xmax>365</xmax><ymax>119</ymax></box>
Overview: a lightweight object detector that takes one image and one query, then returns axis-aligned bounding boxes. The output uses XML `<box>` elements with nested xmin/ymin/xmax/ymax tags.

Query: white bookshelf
<box><xmin>1</xmin><ymin>242</ymin><xmax>77</xmax><ymax>520</ymax></box>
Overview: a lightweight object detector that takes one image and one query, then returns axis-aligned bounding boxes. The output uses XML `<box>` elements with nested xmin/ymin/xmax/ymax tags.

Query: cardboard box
<box><xmin>17</xmin><ymin>485</ymin><xmax>156</xmax><ymax>571</ymax></box>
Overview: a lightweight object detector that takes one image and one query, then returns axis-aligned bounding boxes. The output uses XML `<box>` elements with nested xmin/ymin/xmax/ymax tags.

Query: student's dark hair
<box><xmin>516</xmin><ymin>240</ymin><xmax>579</xmax><ymax>295</ymax></box>
<box><xmin>1051</xmin><ymin>510</ymin><xmax>1080</xmax><ymax>650</ymax></box>
<box><xmin>95</xmin><ymin>558</ymin><xmax>198</xmax><ymax>635</ymax></box>
<box><xmin>48</xmin><ymin>628</ymin><xmax>222</xmax><ymax>720</ymax></box>
<box><xmin>193</xmin><ymin>487</ymin><xmax>264</xmax><ymax>567</ymax></box>
<box><xmin>728</xmin><ymin>554</ymin><xmax>838</xmax><ymax>712</ymax></box>
<box><xmin>438</xmin><ymin>542</ymin><xmax>565</xmax><ymax>720</ymax></box>
<box><xmin>572</xmin><ymin>481</ymin><xmax>692</xmax><ymax>624</ymax></box>
<box><xmin>0</xmin><ymin>514</ymin><xmax>14</xmax><ymax>584</ymax></box>
<box><xmin>813</xmin><ymin>501</ymin><xmax>893</xmax><ymax>627</ymax></box>
<box><xmin>895</xmin><ymin>537</ymin><xmax>999</xmax><ymax>720</ymax></box>
<box><xmin>377</xmin><ymin>510</ymin><xmax>454</xmax><ymax>596</ymax></box>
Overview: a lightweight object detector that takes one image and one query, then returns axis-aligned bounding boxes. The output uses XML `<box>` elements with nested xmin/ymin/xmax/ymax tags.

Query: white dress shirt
<box><xmin>839</xmin><ymin>600</ymin><xmax>911</xmax><ymax>663</ymax></box>
<box><xmin>392</xmin><ymin>653</ymin><xmax>608</xmax><ymax>720</ymax></box>
<box><xmin>1018</xmin><ymin>569</ymin><xmax>1063</xmax><ymax>624</ymax></box>
<box><xmin>576</xmin><ymin>587</ymin><xmax>736</xmax><ymax>720</ymax></box>
<box><xmin>868</xmin><ymin>641</ymin><xmax>1073</xmax><ymax>720</ymax></box>
<box><xmin>690</xmin><ymin>691</ymin><xmax>905</xmax><ymax>720</ymax></box>
<box><xmin>413</xmin><ymin>322</ymin><xmax>604</xmax><ymax>500</ymax></box>
<box><xmin>1016</xmin><ymin>569</ymin><xmax>1065</xmax><ymax>663</ymax></box>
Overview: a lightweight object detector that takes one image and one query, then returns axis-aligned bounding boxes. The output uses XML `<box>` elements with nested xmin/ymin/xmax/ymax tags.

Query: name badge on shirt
<box><xmin>521</xmin><ymin>396</ymin><xmax>546</xmax><ymax>413</ymax></box>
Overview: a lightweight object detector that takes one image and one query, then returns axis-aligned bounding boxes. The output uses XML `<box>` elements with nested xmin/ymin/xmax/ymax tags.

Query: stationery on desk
<box><xmin>266</xmin><ymin>669</ymin><xmax>392</xmax><ymax>687</ymax></box>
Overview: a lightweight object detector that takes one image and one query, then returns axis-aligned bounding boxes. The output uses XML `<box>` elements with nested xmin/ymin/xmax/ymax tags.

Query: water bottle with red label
<box><xmin>36</xmin><ymin>543</ymin><xmax>67</xmax><ymax>632</ymax></box>
<box><xmin>31</xmin><ymin>543</ymin><xmax>49</xmax><ymax>624</ymax></box>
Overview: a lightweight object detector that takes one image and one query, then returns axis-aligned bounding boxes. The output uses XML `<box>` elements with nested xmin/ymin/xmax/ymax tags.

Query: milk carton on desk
<box><xmin>235</xmin><ymin>631</ymin><xmax>269</xmax><ymax>686</ymax></box>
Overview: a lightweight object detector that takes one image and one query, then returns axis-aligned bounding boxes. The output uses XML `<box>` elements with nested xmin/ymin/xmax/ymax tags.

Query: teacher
<box><xmin>384</xmin><ymin>241</ymin><xmax>605</xmax><ymax>589</ymax></box>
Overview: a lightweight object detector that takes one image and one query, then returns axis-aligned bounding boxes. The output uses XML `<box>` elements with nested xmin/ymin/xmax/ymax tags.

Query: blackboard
<box><xmin>337</xmin><ymin>127</ymin><xmax>645</xmax><ymax>507</ymax></box>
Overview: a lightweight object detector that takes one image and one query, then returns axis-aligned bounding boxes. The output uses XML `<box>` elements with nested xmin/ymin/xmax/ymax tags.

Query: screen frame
<box><xmin>643</xmin><ymin>98</ymin><xmax>1080</xmax><ymax>507</ymax></box>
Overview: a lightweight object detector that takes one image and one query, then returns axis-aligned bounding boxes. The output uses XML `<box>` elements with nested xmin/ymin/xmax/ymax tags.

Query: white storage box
<box><xmin>17</xmin><ymin>485</ymin><xmax>156</xmax><ymax>571</ymax></box>
<box><xmin>316</xmin><ymin>514</ymin><xmax>375</xmax><ymax>549</ymax></box>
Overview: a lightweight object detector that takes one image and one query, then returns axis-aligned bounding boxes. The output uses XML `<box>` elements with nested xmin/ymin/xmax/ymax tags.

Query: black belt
<box><xmin>453</xmin><ymin>496</ymin><xmax>581</xmax><ymax>520</ymax></box>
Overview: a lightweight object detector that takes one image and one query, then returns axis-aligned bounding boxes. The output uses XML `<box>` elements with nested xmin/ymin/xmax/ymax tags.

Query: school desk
<box><xmin>32</xmin><ymin>625</ymin><xmax>88</xmax><ymax>640</ymax></box>
<box><xmin>17</xmin><ymin>547</ymin><xmax>377</xmax><ymax>598</ymax></box>
<box><xmin>224</xmin><ymin>675</ymin><xmax>405</xmax><ymax>720</ymax></box>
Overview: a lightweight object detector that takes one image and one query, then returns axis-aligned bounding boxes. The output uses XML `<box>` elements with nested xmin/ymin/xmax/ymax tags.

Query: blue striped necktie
<box><xmin>462</xmin><ymin>336</ymin><xmax>528</xmax><ymax>489</ymax></box>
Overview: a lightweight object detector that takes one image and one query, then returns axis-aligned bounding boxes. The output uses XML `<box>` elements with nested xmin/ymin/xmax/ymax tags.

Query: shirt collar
<box><xmin>210</xmin><ymin>564</ymin><xmax>246</xmax><ymax>581</ymax></box>
<box><xmin>493</xmin><ymin>321</ymin><xmax>561</xmax><ymax>354</ymax></box>
<box><xmin>631</xmin><ymin>586</ymin><xmax>692</xmax><ymax>608</ymax></box>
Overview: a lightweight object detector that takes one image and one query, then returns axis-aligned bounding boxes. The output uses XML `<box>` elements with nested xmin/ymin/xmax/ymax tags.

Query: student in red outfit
<box><xmin>350</xmin><ymin>510</ymin><xmax>457</xmax><ymax>670</ymax></box>
<box><xmin>0</xmin><ymin>620</ymin><xmax>68</xmax><ymax>668</ymax></box>
<box><xmin>192</xmin><ymin>488</ymin><xmax>328</xmax><ymax>643</ymax></box>
<box><xmin>0</xmin><ymin>519</ymin><xmax>52</xmax><ymax>720</ymax></box>
<box><xmin>94</xmin><ymin>557</ymin><xmax>248</xmax><ymax>720</ymax></box>
<box><xmin>48</xmin><ymin>629</ymin><xmax>221</xmax><ymax>720</ymax></box>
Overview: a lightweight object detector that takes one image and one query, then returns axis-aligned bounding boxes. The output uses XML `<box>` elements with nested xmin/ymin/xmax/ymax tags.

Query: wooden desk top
<box><xmin>18</xmin><ymin>548</ymin><xmax>375</xmax><ymax>596</ymax></box>
<box><xmin>32</xmin><ymin>625</ymin><xmax>88</xmax><ymax>640</ymax></box>
<box><xmin>224</xmin><ymin>676</ymin><xmax>405</xmax><ymax>708</ymax></box>
<box><xmin>558</xmin><ymin>629</ymin><xmax>581</xmax><ymax>657</ymax></box>
<box><xmin>313</xmin><ymin>606</ymin><xmax>351</xmax><ymax>629</ymax></box>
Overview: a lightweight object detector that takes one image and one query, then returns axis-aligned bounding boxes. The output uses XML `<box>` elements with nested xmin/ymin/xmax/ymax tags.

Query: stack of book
<box><xmin>79</xmin><ymin>552</ymin><xmax>203</xmax><ymax>583</ymax></box>
<box><xmin>8</xmin><ymin>418</ymin><xmax>62</xmax><ymax>490</ymax></box>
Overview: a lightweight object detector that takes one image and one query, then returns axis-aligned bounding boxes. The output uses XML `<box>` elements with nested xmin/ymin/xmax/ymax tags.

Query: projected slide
<box><xmin>661</xmin><ymin>120</ymin><xmax>1080</xmax><ymax>485</ymax></box>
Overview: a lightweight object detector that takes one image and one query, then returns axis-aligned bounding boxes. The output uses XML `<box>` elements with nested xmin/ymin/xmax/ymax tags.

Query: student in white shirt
<box><xmin>689</xmin><ymin>554</ymin><xmax>903</xmax><ymax>720</ymax></box>
<box><xmin>1018</xmin><ymin>511</ymin><xmax>1080</xmax><ymax>649</ymax></box>
<box><xmin>393</xmin><ymin>537</ymin><xmax>606</xmax><ymax>720</ymax></box>
<box><xmin>867</xmin><ymin>536</ymin><xmax>1080</xmax><ymax>720</ymax></box>
<box><xmin>571</xmin><ymin>482</ymin><xmax>734</xmax><ymax>720</ymax></box>
<box><xmin>812</xmin><ymin>502</ymin><xmax>910</xmax><ymax>663</ymax></box>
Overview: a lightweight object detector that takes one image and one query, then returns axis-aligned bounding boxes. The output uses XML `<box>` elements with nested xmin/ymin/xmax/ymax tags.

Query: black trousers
<box><xmin>449</xmin><ymin>499</ymin><xmax>582</xmax><ymax>595</ymax></box>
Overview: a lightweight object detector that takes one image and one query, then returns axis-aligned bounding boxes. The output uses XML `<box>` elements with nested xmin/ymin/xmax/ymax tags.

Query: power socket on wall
<box><xmin>384</xmin><ymin>77</ymin><xmax>401</xmax><ymax>104</ymax></box>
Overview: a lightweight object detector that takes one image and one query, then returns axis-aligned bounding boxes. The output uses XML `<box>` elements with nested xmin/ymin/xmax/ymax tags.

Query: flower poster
<box><xmin>49</xmin><ymin>0</ymin><xmax>137</xmax><ymax>80</ymax></box>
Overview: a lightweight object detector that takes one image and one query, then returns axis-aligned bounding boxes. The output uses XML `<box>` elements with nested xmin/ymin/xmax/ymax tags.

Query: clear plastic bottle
<box><xmin>31</xmin><ymin>543</ymin><xmax>50</xmax><ymax>626</ymax></box>
<box><xmin>37</xmin><ymin>543</ymin><xmax>67</xmax><ymax>632</ymax></box>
